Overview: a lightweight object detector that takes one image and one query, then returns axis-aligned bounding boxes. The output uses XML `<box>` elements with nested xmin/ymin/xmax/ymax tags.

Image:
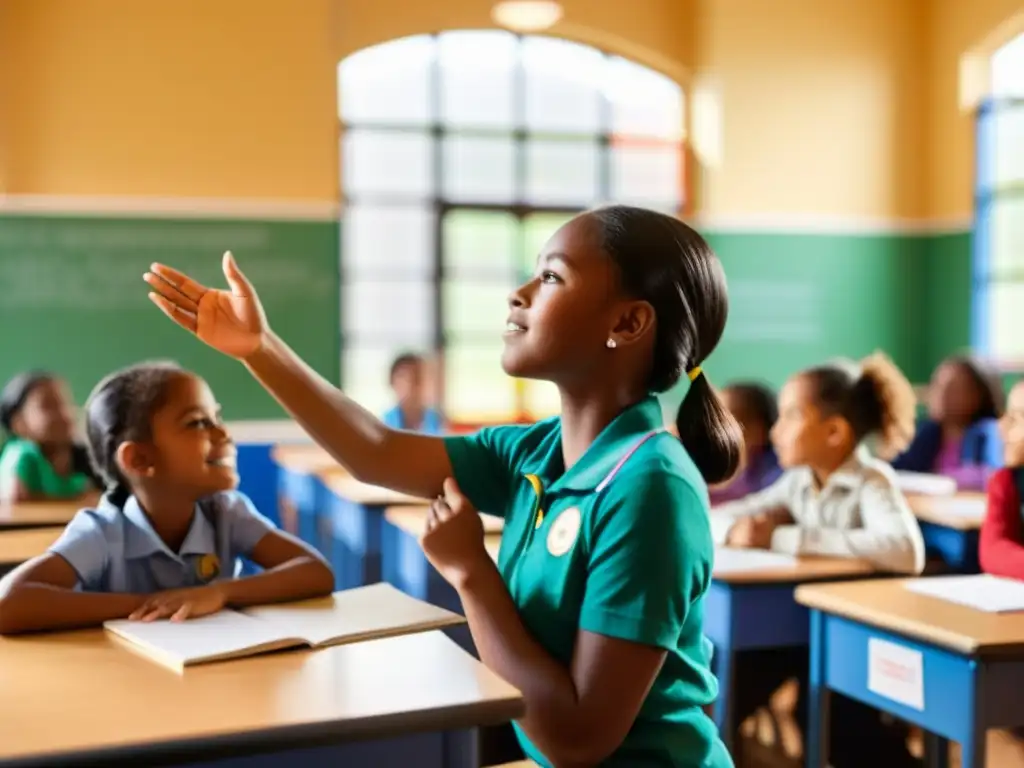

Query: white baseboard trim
<box><xmin>0</xmin><ymin>194</ymin><xmax>339</xmax><ymax>221</ymax></box>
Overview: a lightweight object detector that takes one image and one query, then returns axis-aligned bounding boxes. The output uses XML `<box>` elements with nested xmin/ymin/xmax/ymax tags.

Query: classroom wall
<box><xmin>1</xmin><ymin>0</ymin><xmax>1019</xmax><ymax>414</ymax></box>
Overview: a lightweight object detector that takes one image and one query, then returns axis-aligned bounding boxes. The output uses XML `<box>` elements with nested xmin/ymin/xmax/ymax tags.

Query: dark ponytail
<box><xmin>84</xmin><ymin>360</ymin><xmax>184</xmax><ymax>507</ymax></box>
<box><xmin>586</xmin><ymin>205</ymin><xmax>743</xmax><ymax>485</ymax></box>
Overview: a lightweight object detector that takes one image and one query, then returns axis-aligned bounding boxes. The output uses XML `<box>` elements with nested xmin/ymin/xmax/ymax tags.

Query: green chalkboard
<box><xmin>0</xmin><ymin>214</ymin><xmax>339</xmax><ymax>419</ymax></box>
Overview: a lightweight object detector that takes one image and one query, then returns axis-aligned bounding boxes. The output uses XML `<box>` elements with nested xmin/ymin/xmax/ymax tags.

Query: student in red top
<box><xmin>980</xmin><ymin>380</ymin><xmax>1024</xmax><ymax>580</ymax></box>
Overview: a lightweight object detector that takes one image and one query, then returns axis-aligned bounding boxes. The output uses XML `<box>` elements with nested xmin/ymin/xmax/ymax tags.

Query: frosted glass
<box><xmin>343</xmin><ymin>130</ymin><xmax>433</xmax><ymax>198</ymax></box>
<box><xmin>445</xmin><ymin>344</ymin><xmax>517</xmax><ymax>421</ymax></box>
<box><xmin>342</xmin><ymin>280</ymin><xmax>434</xmax><ymax>342</ymax></box>
<box><xmin>438</xmin><ymin>31</ymin><xmax>517</xmax><ymax>127</ymax></box>
<box><xmin>990</xmin><ymin>281</ymin><xmax>1024</xmax><ymax>361</ymax></box>
<box><xmin>443</xmin><ymin>210</ymin><xmax>518</xmax><ymax>279</ymax></box>
<box><xmin>343</xmin><ymin>204</ymin><xmax>433</xmax><ymax>278</ymax></box>
<box><xmin>525</xmin><ymin>140</ymin><xmax>600</xmax><ymax>205</ymax></box>
<box><xmin>338</xmin><ymin>36</ymin><xmax>433</xmax><ymax>124</ymax></box>
<box><xmin>992</xmin><ymin>35</ymin><xmax>1024</xmax><ymax>98</ymax></box>
<box><xmin>994</xmin><ymin>105</ymin><xmax>1024</xmax><ymax>185</ymax></box>
<box><xmin>990</xmin><ymin>196</ymin><xmax>1024</xmax><ymax>277</ymax></box>
<box><xmin>522</xmin><ymin>37</ymin><xmax>602</xmax><ymax>132</ymax></box>
<box><xmin>605</xmin><ymin>56</ymin><xmax>685</xmax><ymax>139</ymax></box>
<box><xmin>610</xmin><ymin>144</ymin><xmax>683</xmax><ymax>208</ymax></box>
<box><xmin>443</xmin><ymin>281</ymin><xmax>512</xmax><ymax>338</ymax></box>
<box><xmin>442</xmin><ymin>136</ymin><xmax>517</xmax><ymax>203</ymax></box>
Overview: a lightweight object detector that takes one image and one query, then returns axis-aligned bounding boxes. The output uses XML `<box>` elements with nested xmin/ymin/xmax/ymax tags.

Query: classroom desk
<box><xmin>317</xmin><ymin>468</ymin><xmax>430</xmax><ymax>590</ymax></box>
<box><xmin>796</xmin><ymin>578</ymin><xmax>1024</xmax><ymax>768</ymax></box>
<box><xmin>705</xmin><ymin>555</ymin><xmax>875</xmax><ymax>753</ymax></box>
<box><xmin>0</xmin><ymin>527</ymin><xmax>64</xmax><ymax>576</ymax></box>
<box><xmin>907</xmin><ymin>492</ymin><xmax>985</xmax><ymax>573</ymax></box>
<box><xmin>0</xmin><ymin>500</ymin><xmax>81</xmax><ymax>530</ymax></box>
<box><xmin>270</xmin><ymin>443</ymin><xmax>339</xmax><ymax>541</ymax></box>
<box><xmin>0</xmin><ymin>629</ymin><xmax>523</xmax><ymax>768</ymax></box>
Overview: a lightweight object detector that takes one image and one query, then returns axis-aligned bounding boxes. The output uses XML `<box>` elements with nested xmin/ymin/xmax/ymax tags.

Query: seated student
<box><xmin>715</xmin><ymin>353</ymin><xmax>926</xmax><ymax>768</ymax></box>
<box><xmin>380</xmin><ymin>352</ymin><xmax>445</xmax><ymax>434</ymax></box>
<box><xmin>980</xmin><ymin>379</ymin><xmax>1024</xmax><ymax>580</ymax></box>
<box><xmin>0</xmin><ymin>361</ymin><xmax>334</xmax><ymax>635</ymax></box>
<box><xmin>709</xmin><ymin>381</ymin><xmax>781</xmax><ymax>504</ymax></box>
<box><xmin>0</xmin><ymin>371</ymin><xmax>101</xmax><ymax>502</ymax></box>
<box><xmin>894</xmin><ymin>354</ymin><xmax>1003</xmax><ymax>490</ymax></box>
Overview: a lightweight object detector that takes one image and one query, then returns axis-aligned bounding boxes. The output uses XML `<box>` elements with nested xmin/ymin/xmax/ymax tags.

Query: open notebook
<box><xmin>104</xmin><ymin>582</ymin><xmax>465</xmax><ymax>673</ymax></box>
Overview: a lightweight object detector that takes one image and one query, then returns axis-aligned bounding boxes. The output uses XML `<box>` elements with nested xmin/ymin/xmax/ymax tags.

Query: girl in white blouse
<box><xmin>720</xmin><ymin>352</ymin><xmax>925</xmax><ymax>768</ymax></box>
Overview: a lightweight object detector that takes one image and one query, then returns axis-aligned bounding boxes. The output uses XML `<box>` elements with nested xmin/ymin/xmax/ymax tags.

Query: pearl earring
<box><xmin>606</xmin><ymin>338</ymin><xmax>617</xmax><ymax>349</ymax></box>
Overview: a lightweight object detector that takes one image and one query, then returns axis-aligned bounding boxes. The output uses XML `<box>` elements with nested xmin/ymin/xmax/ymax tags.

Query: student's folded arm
<box><xmin>769</xmin><ymin>476</ymin><xmax>926</xmax><ymax>574</ymax></box>
<box><xmin>710</xmin><ymin>473</ymin><xmax>795</xmax><ymax>544</ymax></box>
<box><xmin>454</xmin><ymin>474</ymin><xmax>707</xmax><ymax>767</ymax></box>
<box><xmin>244</xmin><ymin>332</ymin><xmax>453</xmax><ymax>499</ymax></box>
<box><xmin>212</xmin><ymin>493</ymin><xmax>334</xmax><ymax>609</ymax></box>
<box><xmin>979</xmin><ymin>470</ymin><xmax>1024</xmax><ymax>580</ymax></box>
<box><xmin>0</xmin><ymin>515</ymin><xmax>145</xmax><ymax>635</ymax></box>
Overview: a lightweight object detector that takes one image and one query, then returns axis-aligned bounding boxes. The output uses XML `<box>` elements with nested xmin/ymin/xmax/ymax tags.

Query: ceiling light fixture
<box><xmin>491</xmin><ymin>1</ymin><xmax>564</xmax><ymax>32</ymax></box>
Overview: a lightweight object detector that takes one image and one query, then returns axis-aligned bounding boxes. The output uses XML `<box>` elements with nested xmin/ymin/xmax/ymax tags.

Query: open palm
<box><xmin>144</xmin><ymin>251</ymin><xmax>267</xmax><ymax>360</ymax></box>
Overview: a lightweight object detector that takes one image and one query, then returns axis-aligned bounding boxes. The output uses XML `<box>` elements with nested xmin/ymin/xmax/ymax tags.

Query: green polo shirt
<box><xmin>0</xmin><ymin>438</ymin><xmax>92</xmax><ymax>500</ymax></box>
<box><xmin>445</xmin><ymin>396</ymin><xmax>731</xmax><ymax>768</ymax></box>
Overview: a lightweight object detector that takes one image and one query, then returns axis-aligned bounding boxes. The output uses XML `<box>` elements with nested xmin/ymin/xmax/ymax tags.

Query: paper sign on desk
<box><xmin>713</xmin><ymin>548</ymin><xmax>797</xmax><ymax>574</ymax></box>
<box><xmin>904</xmin><ymin>574</ymin><xmax>1024</xmax><ymax>612</ymax></box>
<box><xmin>868</xmin><ymin>637</ymin><xmax>924</xmax><ymax>710</ymax></box>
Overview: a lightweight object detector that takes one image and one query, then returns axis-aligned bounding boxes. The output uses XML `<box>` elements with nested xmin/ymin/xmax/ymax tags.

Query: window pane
<box><xmin>523</xmin><ymin>381</ymin><xmax>560</xmax><ymax>419</ymax></box>
<box><xmin>438</xmin><ymin>31</ymin><xmax>517</xmax><ymax>128</ymax></box>
<box><xmin>343</xmin><ymin>129</ymin><xmax>433</xmax><ymax>198</ymax></box>
<box><xmin>994</xmin><ymin>104</ymin><xmax>1024</xmax><ymax>186</ymax></box>
<box><xmin>445</xmin><ymin>344</ymin><xmax>516</xmax><ymax>420</ymax></box>
<box><xmin>525</xmin><ymin>139</ymin><xmax>600</xmax><ymax>205</ymax></box>
<box><xmin>442</xmin><ymin>136</ymin><xmax>517</xmax><ymax>203</ymax></box>
<box><xmin>344</xmin><ymin>345</ymin><xmax>411</xmax><ymax>417</ymax></box>
<box><xmin>521</xmin><ymin>212</ymin><xmax>575</xmax><ymax>275</ymax></box>
<box><xmin>343</xmin><ymin>204</ymin><xmax>433</xmax><ymax>278</ymax></box>
<box><xmin>443</xmin><ymin>281</ymin><xmax>510</xmax><ymax>338</ymax></box>
<box><xmin>990</xmin><ymin>281</ymin><xmax>1024</xmax><ymax>361</ymax></box>
<box><xmin>610</xmin><ymin>143</ymin><xmax>683</xmax><ymax>209</ymax></box>
<box><xmin>443</xmin><ymin>210</ymin><xmax>518</xmax><ymax>280</ymax></box>
<box><xmin>992</xmin><ymin>34</ymin><xmax>1024</xmax><ymax>98</ymax></box>
<box><xmin>605</xmin><ymin>57</ymin><xmax>684</xmax><ymax>140</ymax></box>
<box><xmin>990</xmin><ymin>195</ymin><xmax>1024</xmax><ymax>277</ymax></box>
<box><xmin>342</xmin><ymin>280</ymin><xmax>434</xmax><ymax>343</ymax></box>
<box><xmin>522</xmin><ymin>38</ymin><xmax>602</xmax><ymax>132</ymax></box>
<box><xmin>338</xmin><ymin>36</ymin><xmax>434</xmax><ymax>125</ymax></box>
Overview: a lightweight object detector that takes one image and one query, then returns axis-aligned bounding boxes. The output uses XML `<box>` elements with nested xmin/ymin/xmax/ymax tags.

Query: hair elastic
<box><xmin>687</xmin><ymin>366</ymin><xmax>703</xmax><ymax>382</ymax></box>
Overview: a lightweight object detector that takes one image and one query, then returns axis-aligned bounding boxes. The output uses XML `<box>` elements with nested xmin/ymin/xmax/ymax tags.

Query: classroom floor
<box><xmin>735</xmin><ymin>680</ymin><xmax>1024</xmax><ymax>768</ymax></box>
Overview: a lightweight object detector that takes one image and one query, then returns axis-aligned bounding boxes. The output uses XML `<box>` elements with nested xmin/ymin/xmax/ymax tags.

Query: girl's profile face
<box><xmin>12</xmin><ymin>378</ymin><xmax>76</xmax><ymax>446</ymax></box>
<box><xmin>501</xmin><ymin>216</ymin><xmax>624</xmax><ymax>383</ymax></box>
<box><xmin>145</xmin><ymin>373</ymin><xmax>238</xmax><ymax>497</ymax></box>
<box><xmin>770</xmin><ymin>376</ymin><xmax>842</xmax><ymax>469</ymax></box>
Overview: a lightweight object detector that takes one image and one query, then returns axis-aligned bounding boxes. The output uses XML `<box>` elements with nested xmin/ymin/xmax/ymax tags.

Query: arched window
<box><xmin>338</xmin><ymin>31</ymin><xmax>686</xmax><ymax>422</ymax></box>
<box><xmin>974</xmin><ymin>33</ymin><xmax>1023</xmax><ymax>362</ymax></box>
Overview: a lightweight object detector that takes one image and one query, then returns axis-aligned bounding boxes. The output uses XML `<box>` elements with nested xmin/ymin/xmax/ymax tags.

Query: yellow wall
<box><xmin>1</xmin><ymin>0</ymin><xmax>1020</xmax><ymax>221</ymax></box>
<box><xmin>928</xmin><ymin>0</ymin><xmax>1023</xmax><ymax>219</ymax></box>
<box><xmin>2</xmin><ymin>0</ymin><xmax>338</xmax><ymax>201</ymax></box>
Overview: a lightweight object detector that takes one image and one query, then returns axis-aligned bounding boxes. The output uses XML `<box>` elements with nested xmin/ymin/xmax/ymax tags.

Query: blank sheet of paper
<box><xmin>895</xmin><ymin>471</ymin><xmax>957</xmax><ymax>497</ymax></box>
<box><xmin>904</xmin><ymin>574</ymin><xmax>1024</xmax><ymax>613</ymax></box>
<box><xmin>713</xmin><ymin>548</ymin><xmax>797</xmax><ymax>575</ymax></box>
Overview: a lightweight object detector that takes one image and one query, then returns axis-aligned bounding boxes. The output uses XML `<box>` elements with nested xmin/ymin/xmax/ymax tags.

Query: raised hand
<box><xmin>144</xmin><ymin>251</ymin><xmax>268</xmax><ymax>360</ymax></box>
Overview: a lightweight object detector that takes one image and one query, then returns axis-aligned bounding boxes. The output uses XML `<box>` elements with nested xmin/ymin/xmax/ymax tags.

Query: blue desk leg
<box><xmin>961</xmin><ymin>661</ymin><xmax>987</xmax><ymax>768</ymax></box>
<box><xmin>805</xmin><ymin>609</ymin><xmax>829</xmax><ymax>768</ymax></box>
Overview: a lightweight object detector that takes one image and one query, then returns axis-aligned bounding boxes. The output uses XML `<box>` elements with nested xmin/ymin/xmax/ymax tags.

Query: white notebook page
<box><xmin>105</xmin><ymin>611</ymin><xmax>286</xmax><ymax>663</ymax></box>
<box><xmin>713</xmin><ymin>548</ymin><xmax>798</xmax><ymax>575</ymax></box>
<box><xmin>904</xmin><ymin>574</ymin><xmax>1024</xmax><ymax>613</ymax></box>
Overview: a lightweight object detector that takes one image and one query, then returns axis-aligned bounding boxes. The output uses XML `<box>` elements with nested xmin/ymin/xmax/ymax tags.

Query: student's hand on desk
<box><xmin>129</xmin><ymin>584</ymin><xmax>227</xmax><ymax>623</ymax></box>
<box><xmin>144</xmin><ymin>251</ymin><xmax>267</xmax><ymax>360</ymax></box>
<box><xmin>420</xmin><ymin>478</ymin><xmax>492</xmax><ymax>589</ymax></box>
<box><xmin>726</xmin><ymin>513</ymin><xmax>781</xmax><ymax>549</ymax></box>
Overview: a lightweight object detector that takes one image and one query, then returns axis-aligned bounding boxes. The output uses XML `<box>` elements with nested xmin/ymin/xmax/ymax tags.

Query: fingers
<box><xmin>432</xmin><ymin>496</ymin><xmax>453</xmax><ymax>523</ymax></box>
<box><xmin>171</xmin><ymin>604</ymin><xmax>192</xmax><ymax>623</ymax></box>
<box><xmin>148</xmin><ymin>292</ymin><xmax>198</xmax><ymax>334</ymax></box>
<box><xmin>144</xmin><ymin>271</ymin><xmax>198</xmax><ymax>314</ymax></box>
<box><xmin>148</xmin><ymin>263</ymin><xmax>207</xmax><ymax>304</ymax></box>
<box><xmin>222</xmin><ymin>251</ymin><xmax>255</xmax><ymax>297</ymax></box>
